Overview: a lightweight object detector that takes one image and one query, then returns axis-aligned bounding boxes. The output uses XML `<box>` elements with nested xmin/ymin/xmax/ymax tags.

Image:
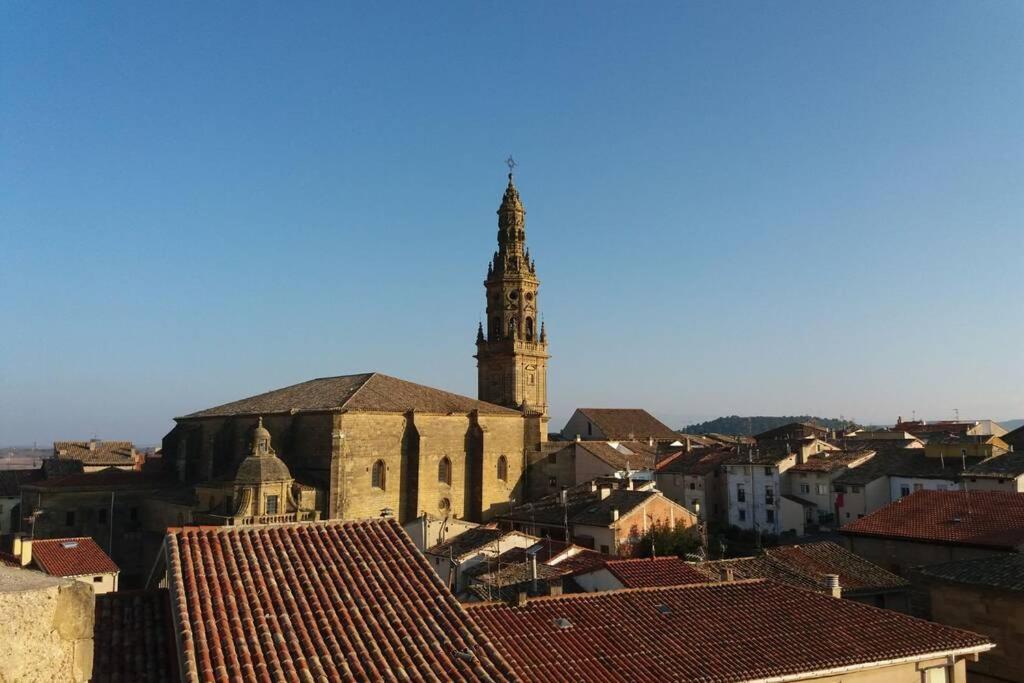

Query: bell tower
<box><xmin>475</xmin><ymin>164</ymin><xmax>550</xmax><ymax>419</ymax></box>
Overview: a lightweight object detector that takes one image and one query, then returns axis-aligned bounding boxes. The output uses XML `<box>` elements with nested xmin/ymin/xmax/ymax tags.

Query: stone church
<box><xmin>162</xmin><ymin>171</ymin><xmax>549</xmax><ymax>523</ymax></box>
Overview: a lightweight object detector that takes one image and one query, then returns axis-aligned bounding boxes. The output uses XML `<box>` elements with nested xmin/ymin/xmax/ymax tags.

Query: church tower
<box><xmin>475</xmin><ymin>167</ymin><xmax>550</xmax><ymax>419</ymax></box>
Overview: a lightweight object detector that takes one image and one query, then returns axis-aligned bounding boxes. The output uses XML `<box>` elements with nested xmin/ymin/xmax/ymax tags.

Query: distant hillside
<box><xmin>680</xmin><ymin>415</ymin><xmax>855</xmax><ymax>437</ymax></box>
<box><xmin>1003</xmin><ymin>419</ymin><xmax>1024</xmax><ymax>431</ymax></box>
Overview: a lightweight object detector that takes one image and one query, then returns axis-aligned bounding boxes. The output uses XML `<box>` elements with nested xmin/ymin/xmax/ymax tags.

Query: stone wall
<box><xmin>841</xmin><ymin>535</ymin><xmax>1010</xmax><ymax>576</ymax></box>
<box><xmin>0</xmin><ymin>566</ymin><xmax>95</xmax><ymax>682</ymax></box>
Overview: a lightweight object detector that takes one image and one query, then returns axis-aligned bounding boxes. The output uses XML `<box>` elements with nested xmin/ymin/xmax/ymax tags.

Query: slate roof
<box><xmin>1004</xmin><ymin>425</ymin><xmax>1024</xmax><ymax>450</ymax></box>
<box><xmin>93</xmin><ymin>589</ymin><xmax>176</xmax><ymax>682</ymax></box>
<box><xmin>962</xmin><ymin>452</ymin><xmax>1024</xmax><ymax>478</ymax></box>
<box><xmin>31</xmin><ymin>537</ymin><xmax>119</xmax><ymax>577</ymax></box>
<box><xmin>655</xmin><ymin>448</ymin><xmax>734</xmax><ymax>476</ymax></box>
<box><xmin>467</xmin><ymin>580</ymin><xmax>992</xmax><ymax>682</ymax></box>
<box><xmin>570</xmin><ymin>490</ymin><xmax>661</xmax><ymax>526</ymax></box>
<box><xmin>833</xmin><ymin>449</ymin><xmax>981</xmax><ymax>486</ymax></box>
<box><xmin>695</xmin><ymin>556</ymin><xmax>824</xmax><ymax>592</ymax></box>
<box><xmin>572</xmin><ymin>441</ymin><xmax>656</xmax><ymax>471</ymax></box>
<box><xmin>165</xmin><ymin>520</ymin><xmax>516</xmax><ymax>682</ymax></box>
<box><xmin>182</xmin><ymin>372</ymin><xmax>518</xmax><ymax>419</ymax></box>
<box><xmin>754</xmin><ymin>422</ymin><xmax>829</xmax><ymax>442</ymax></box>
<box><xmin>789</xmin><ymin>449</ymin><xmax>875</xmax><ymax>473</ymax></box>
<box><xmin>573</xmin><ymin>409</ymin><xmax>678</xmax><ymax>441</ymax></box>
<box><xmin>53</xmin><ymin>440</ymin><xmax>135</xmax><ymax>466</ymax></box>
<box><xmin>500</xmin><ymin>480</ymin><xmax>658</xmax><ymax>528</ymax></box>
<box><xmin>841</xmin><ymin>490</ymin><xmax>1024</xmax><ymax>550</ymax></box>
<box><xmin>604</xmin><ymin>557</ymin><xmax>711</xmax><ymax>587</ymax></box>
<box><xmin>914</xmin><ymin>553</ymin><xmax>1024</xmax><ymax>592</ymax></box>
<box><xmin>0</xmin><ymin>468</ymin><xmax>43</xmax><ymax>497</ymax></box>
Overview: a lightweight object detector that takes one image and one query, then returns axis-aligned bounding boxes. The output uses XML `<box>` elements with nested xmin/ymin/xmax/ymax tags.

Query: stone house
<box><xmin>911</xmin><ymin>554</ymin><xmax>1024</xmax><ymax>683</ymax></box>
<box><xmin>4</xmin><ymin>535</ymin><xmax>119</xmax><ymax>594</ymax></box>
<box><xmin>560</xmin><ymin>408</ymin><xmax>679</xmax><ymax>444</ymax></box>
<box><xmin>924</xmin><ymin>434</ymin><xmax>1009</xmax><ymax>460</ymax></box>
<box><xmin>786</xmin><ymin>449</ymin><xmax>876</xmax><ymax>527</ymax></box>
<box><xmin>526</xmin><ymin>439</ymin><xmax>657</xmax><ymax>500</ymax></box>
<box><xmin>653</xmin><ymin>446</ymin><xmax>731</xmax><ymax>524</ymax></box>
<box><xmin>724</xmin><ymin>448</ymin><xmax>807</xmax><ymax>536</ymax></box>
<box><xmin>840</xmin><ymin>490</ymin><xmax>1024</xmax><ymax>576</ymax></box>
<box><xmin>962</xmin><ymin>452</ymin><xmax>1024</xmax><ymax>492</ymax></box>
<box><xmin>402</xmin><ymin>512</ymin><xmax>481</xmax><ymax>552</ymax></box>
<box><xmin>0</xmin><ymin>469</ymin><xmax>42</xmax><ymax>534</ymax></box>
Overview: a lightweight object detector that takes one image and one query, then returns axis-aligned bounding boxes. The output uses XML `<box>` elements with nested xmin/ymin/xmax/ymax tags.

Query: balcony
<box><xmin>191</xmin><ymin>510</ymin><xmax>320</xmax><ymax>526</ymax></box>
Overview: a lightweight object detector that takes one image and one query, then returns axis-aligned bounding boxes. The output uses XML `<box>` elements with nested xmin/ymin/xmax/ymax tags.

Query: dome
<box><xmin>233</xmin><ymin>453</ymin><xmax>293</xmax><ymax>485</ymax></box>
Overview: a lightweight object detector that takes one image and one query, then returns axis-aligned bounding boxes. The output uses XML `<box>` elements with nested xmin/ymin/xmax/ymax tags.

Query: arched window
<box><xmin>497</xmin><ymin>455</ymin><xmax>508</xmax><ymax>482</ymax></box>
<box><xmin>525</xmin><ymin>317</ymin><xmax>534</xmax><ymax>341</ymax></box>
<box><xmin>508</xmin><ymin>317</ymin><xmax>517</xmax><ymax>337</ymax></box>
<box><xmin>438</xmin><ymin>457</ymin><xmax>452</xmax><ymax>486</ymax></box>
<box><xmin>371</xmin><ymin>460</ymin><xmax>386</xmax><ymax>490</ymax></box>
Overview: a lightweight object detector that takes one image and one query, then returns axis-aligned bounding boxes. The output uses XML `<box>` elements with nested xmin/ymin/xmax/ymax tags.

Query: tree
<box><xmin>629</xmin><ymin>521</ymin><xmax>701</xmax><ymax>559</ymax></box>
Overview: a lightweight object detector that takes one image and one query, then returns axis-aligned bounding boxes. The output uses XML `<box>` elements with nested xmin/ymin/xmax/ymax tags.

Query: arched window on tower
<box><xmin>371</xmin><ymin>460</ymin><xmax>386</xmax><ymax>490</ymax></box>
<box><xmin>525</xmin><ymin>317</ymin><xmax>534</xmax><ymax>341</ymax></box>
<box><xmin>508</xmin><ymin>317</ymin><xmax>517</xmax><ymax>338</ymax></box>
<box><xmin>497</xmin><ymin>455</ymin><xmax>508</xmax><ymax>482</ymax></box>
<box><xmin>438</xmin><ymin>457</ymin><xmax>452</xmax><ymax>486</ymax></box>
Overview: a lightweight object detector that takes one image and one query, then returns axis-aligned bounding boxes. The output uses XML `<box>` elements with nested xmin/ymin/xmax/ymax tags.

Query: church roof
<box><xmin>181</xmin><ymin>372</ymin><xmax>520</xmax><ymax>419</ymax></box>
<box><xmin>234</xmin><ymin>452</ymin><xmax>293</xmax><ymax>484</ymax></box>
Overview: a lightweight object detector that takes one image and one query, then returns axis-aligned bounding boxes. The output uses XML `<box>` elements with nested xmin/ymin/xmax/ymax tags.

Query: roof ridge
<box><xmin>167</xmin><ymin>517</ymin><xmax>399</xmax><ymax>536</ymax></box>
<box><xmin>464</xmin><ymin>578</ymin><xmax>767</xmax><ymax>608</ymax></box>
<box><xmin>339</xmin><ymin>371</ymin><xmax>380</xmax><ymax>409</ymax></box>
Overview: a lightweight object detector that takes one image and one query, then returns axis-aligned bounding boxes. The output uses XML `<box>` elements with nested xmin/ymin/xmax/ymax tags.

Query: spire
<box><xmin>540</xmin><ymin>319</ymin><xmax>546</xmax><ymax>343</ymax></box>
<box><xmin>476</xmin><ymin>321</ymin><xmax>485</xmax><ymax>344</ymax></box>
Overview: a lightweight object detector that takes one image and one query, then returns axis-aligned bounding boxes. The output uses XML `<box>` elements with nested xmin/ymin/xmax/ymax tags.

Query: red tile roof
<box><xmin>31</xmin><ymin>537</ymin><xmax>119</xmax><ymax>577</ymax></box>
<box><xmin>604</xmin><ymin>557</ymin><xmax>711</xmax><ymax>587</ymax></box>
<box><xmin>765</xmin><ymin>542</ymin><xmax>909</xmax><ymax>593</ymax></box>
<box><xmin>165</xmin><ymin>520</ymin><xmax>517</xmax><ymax>682</ymax></box>
<box><xmin>574</xmin><ymin>409</ymin><xmax>678</xmax><ymax>441</ymax></box>
<box><xmin>468</xmin><ymin>580</ymin><xmax>992</xmax><ymax>682</ymax></box>
<box><xmin>655</xmin><ymin>448</ymin><xmax>734</xmax><ymax>476</ymax></box>
<box><xmin>841</xmin><ymin>490</ymin><xmax>1024</xmax><ymax>550</ymax></box>
<box><xmin>93</xmin><ymin>589</ymin><xmax>176</xmax><ymax>682</ymax></box>
<box><xmin>24</xmin><ymin>467</ymin><xmax>173</xmax><ymax>491</ymax></box>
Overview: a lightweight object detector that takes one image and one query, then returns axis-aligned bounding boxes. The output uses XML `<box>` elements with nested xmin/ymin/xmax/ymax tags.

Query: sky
<box><xmin>2</xmin><ymin>2</ymin><xmax>1022</xmax><ymax>445</ymax></box>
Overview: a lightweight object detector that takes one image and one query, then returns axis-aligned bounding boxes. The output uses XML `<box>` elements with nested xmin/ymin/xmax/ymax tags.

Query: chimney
<box><xmin>513</xmin><ymin>590</ymin><xmax>528</xmax><ymax>608</ymax></box>
<box><xmin>531</xmin><ymin>555</ymin><xmax>539</xmax><ymax>592</ymax></box>
<box><xmin>611</xmin><ymin>507</ymin><xmax>619</xmax><ymax>522</ymax></box>
<box><xmin>685</xmin><ymin>438</ymin><xmax>692</xmax><ymax>453</ymax></box>
<box><xmin>719</xmin><ymin>566</ymin><xmax>734</xmax><ymax>582</ymax></box>
<box><xmin>824</xmin><ymin>574</ymin><xmax>841</xmax><ymax>598</ymax></box>
<box><xmin>575</xmin><ymin>434</ymin><xmax>581</xmax><ymax>442</ymax></box>
<box><xmin>648</xmin><ymin>437</ymin><xmax>654</xmax><ymax>447</ymax></box>
<box><xmin>626</xmin><ymin>478</ymin><xmax>634</xmax><ymax>491</ymax></box>
<box><xmin>88</xmin><ymin>439</ymin><xmax>98</xmax><ymax>452</ymax></box>
<box><xmin>589</xmin><ymin>480</ymin><xmax>598</xmax><ymax>493</ymax></box>
<box><xmin>15</xmin><ymin>538</ymin><xmax>33</xmax><ymax>567</ymax></box>
<box><xmin>599</xmin><ymin>487</ymin><xmax>611</xmax><ymax>500</ymax></box>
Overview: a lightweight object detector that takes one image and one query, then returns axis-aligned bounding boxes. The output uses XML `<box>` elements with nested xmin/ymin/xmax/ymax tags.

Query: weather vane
<box><xmin>505</xmin><ymin>155</ymin><xmax>517</xmax><ymax>175</ymax></box>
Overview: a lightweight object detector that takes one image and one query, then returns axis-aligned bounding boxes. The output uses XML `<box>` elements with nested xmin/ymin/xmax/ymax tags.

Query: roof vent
<box><xmin>655</xmin><ymin>603</ymin><xmax>672</xmax><ymax>615</ymax></box>
<box><xmin>553</xmin><ymin>617</ymin><xmax>573</xmax><ymax>630</ymax></box>
<box><xmin>951</xmin><ymin>516</ymin><xmax>962</xmax><ymax>523</ymax></box>
<box><xmin>61</xmin><ymin>541</ymin><xmax>79</xmax><ymax>549</ymax></box>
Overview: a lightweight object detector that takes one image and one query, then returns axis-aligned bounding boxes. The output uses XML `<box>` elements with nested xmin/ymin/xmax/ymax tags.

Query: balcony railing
<box><xmin>191</xmin><ymin>510</ymin><xmax>320</xmax><ymax>526</ymax></box>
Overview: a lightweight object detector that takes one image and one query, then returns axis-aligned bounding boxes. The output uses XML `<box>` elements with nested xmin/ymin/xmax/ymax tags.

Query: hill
<box><xmin>680</xmin><ymin>415</ymin><xmax>855</xmax><ymax>437</ymax></box>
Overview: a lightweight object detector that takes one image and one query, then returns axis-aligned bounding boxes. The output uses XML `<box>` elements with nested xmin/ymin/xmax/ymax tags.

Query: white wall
<box><xmin>890</xmin><ymin>477</ymin><xmax>959</xmax><ymax>500</ymax></box>
<box><xmin>726</xmin><ymin>462</ymin><xmax>790</xmax><ymax>534</ymax></box>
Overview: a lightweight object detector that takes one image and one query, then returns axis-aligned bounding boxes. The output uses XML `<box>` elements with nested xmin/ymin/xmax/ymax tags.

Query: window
<box><xmin>689</xmin><ymin>482</ymin><xmax>696</xmax><ymax>490</ymax></box>
<box><xmin>765</xmin><ymin>486</ymin><xmax>774</xmax><ymax>505</ymax></box>
<box><xmin>587</xmin><ymin>422</ymin><xmax>593</xmax><ymax>436</ymax></box>
<box><xmin>548</xmin><ymin>476</ymin><xmax>557</xmax><ymax>487</ymax></box>
<box><xmin>65</xmin><ymin>511</ymin><xmax>75</xmax><ymax>526</ymax></box>
<box><xmin>738</xmin><ymin>509</ymin><xmax>746</xmax><ymax>522</ymax></box>
<box><xmin>913</xmin><ymin>483</ymin><xmax>923</xmax><ymax>492</ymax></box>
<box><xmin>816</xmin><ymin>484</ymin><xmax>827</xmax><ymax>495</ymax></box>
<box><xmin>846</xmin><ymin>512</ymin><xmax>851</xmax><ymax>519</ymax></box>
<box><xmin>93</xmin><ymin>576</ymin><xmax>103</xmax><ymax>583</ymax></box>
<box><xmin>922</xmin><ymin>666</ymin><xmax>949</xmax><ymax>683</ymax></box>
<box><xmin>900</xmin><ymin>485</ymin><xmax>910</xmax><ymax>497</ymax></box>
<box><xmin>799</xmin><ymin>484</ymin><xmax>810</xmax><ymax>494</ymax></box>
<box><xmin>497</xmin><ymin>455</ymin><xmax>508</xmax><ymax>482</ymax></box>
<box><xmin>266</xmin><ymin>495</ymin><xmax>279</xmax><ymax>515</ymax></box>
<box><xmin>851</xmin><ymin>486</ymin><xmax>861</xmax><ymax>494</ymax></box>
<box><xmin>525</xmin><ymin>317</ymin><xmax>534</xmax><ymax>341</ymax></box>
<box><xmin>763</xmin><ymin>467</ymin><xmax>772</xmax><ymax>476</ymax></box>
<box><xmin>736</xmin><ymin>484</ymin><xmax>746</xmax><ymax>502</ymax></box>
<box><xmin>98</xmin><ymin>508</ymin><xmax>108</xmax><ymax>525</ymax></box>
<box><xmin>129</xmin><ymin>507</ymin><xmax>139</xmax><ymax>522</ymax></box>
<box><xmin>438</xmin><ymin>457</ymin><xmax>452</xmax><ymax>486</ymax></box>
<box><xmin>372</xmin><ymin>460</ymin><xmax>386</xmax><ymax>490</ymax></box>
<box><xmin>765</xmin><ymin>509</ymin><xmax>775</xmax><ymax>523</ymax></box>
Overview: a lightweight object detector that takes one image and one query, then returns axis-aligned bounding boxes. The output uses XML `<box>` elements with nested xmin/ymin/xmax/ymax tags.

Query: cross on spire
<box><xmin>505</xmin><ymin>155</ymin><xmax>517</xmax><ymax>178</ymax></box>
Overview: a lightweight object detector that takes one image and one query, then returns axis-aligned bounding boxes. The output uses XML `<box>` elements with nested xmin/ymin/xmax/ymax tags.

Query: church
<box><xmin>162</xmin><ymin>170</ymin><xmax>550</xmax><ymax>523</ymax></box>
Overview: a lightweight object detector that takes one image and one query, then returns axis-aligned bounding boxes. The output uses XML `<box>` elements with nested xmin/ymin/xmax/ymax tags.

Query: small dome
<box><xmin>234</xmin><ymin>453</ymin><xmax>293</xmax><ymax>485</ymax></box>
<box><xmin>253</xmin><ymin>416</ymin><xmax>271</xmax><ymax>445</ymax></box>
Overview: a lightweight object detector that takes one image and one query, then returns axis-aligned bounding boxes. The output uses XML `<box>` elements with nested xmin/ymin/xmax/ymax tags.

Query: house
<box><xmin>4</xmin><ymin>535</ymin><xmax>119</xmax><ymax>593</ymax></box>
<box><xmin>911</xmin><ymin>554</ymin><xmax>1024</xmax><ymax>683</ymax></box>
<box><xmin>0</xmin><ymin>565</ymin><xmax>97</xmax><ymax>682</ymax></box>
<box><xmin>962</xmin><ymin>452</ymin><xmax>1024</xmax><ymax>492</ymax></box>
<box><xmin>841</xmin><ymin>430</ymin><xmax>924</xmax><ymax>449</ymax></box>
<box><xmin>403</xmin><ymin>512</ymin><xmax>481</xmax><ymax>552</ymax></box>
<box><xmin>786</xmin><ymin>449</ymin><xmax>875</xmax><ymax>528</ymax></box>
<box><xmin>841</xmin><ymin>490</ymin><xmax>1024</xmax><ymax>575</ymax></box>
<box><xmin>573</xmin><ymin>541</ymin><xmax>910</xmax><ymax>611</ymax></box>
<box><xmin>895</xmin><ymin>418</ymin><xmax>1008</xmax><ymax>441</ymax></box>
<box><xmin>1003</xmin><ymin>424</ymin><xmax>1024</xmax><ymax>451</ymax></box>
<box><xmin>653</xmin><ymin>446</ymin><xmax>732</xmax><ymax>523</ymax></box>
<box><xmin>159</xmin><ymin>519</ymin><xmax>518</xmax><ymax>682</ymax></box>
<box><xmin>460</xmin><ymin>538</ymin><xmax>604</xmax><ymax>602</ymax></box>
<box><xmin>92</xmin><ymin>589</ymin><xmax>175</xmax><ymax>682</ymax></box>
<box><xmin>723</xmin><ymin>447</ymin><xmax>807</xmax><ymax>536</ymax></box>
<box><xmin>0</xmin><ymin>469</ymin><xmax>42</xmax><ymax>534</ymax></box>
<box><xmin>497</xmin><ymin>478</ymin><xmax>696</xmax><ymax>556</ymax></box>
<box><xmin>924</xmin><ymin>434</ymin><xmax>1009</xmax><ymax>461</ymax></box>
<box><xmin>560</xmin><ymin>408</ymin><xmax>679</xmax><ymax>444</ymax></box>
<box><xmin>467</xmin><ymin>579</ymin><xmax>993</xmax><ymax>682</ymax></box>
<box><xmin>424</xmin><ymin>525</ymin><xmax>539</xmax><ymax>593</ymax></box>
<box><xmin>527</xmin><ymin>439</ymin><xmax>658</xmax><ymax>500</ymax></box>
<box><xmin>53</xmin><ymin>439</ymin><xmax>140</xmax><ymax>472</ymax></box>
<box><xmin>754</xmin><ymin>421</ymin><xmax>830</xmax><ymax>444</ymax></box>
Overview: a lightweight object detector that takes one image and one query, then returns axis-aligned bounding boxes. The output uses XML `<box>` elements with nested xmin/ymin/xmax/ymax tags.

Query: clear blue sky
<box><xmin>2</xmin><ymin>2</ymin><xmax>1022</xmax><ymax>445</ymax></box>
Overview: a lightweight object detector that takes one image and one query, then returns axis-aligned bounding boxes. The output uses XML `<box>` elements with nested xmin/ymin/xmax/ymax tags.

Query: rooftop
<box><xmin>962</xmin><ymin>452</ymin><xmax>1024</xmax><ymax>478</ymax></box>
<box><xmin>571</xmin><ymin>409</ymin><xmax>678</xmax><ymax>441</ymax></box>
<box><xmin>93</xmin><ymin>589</ymin><xmax>176</xmax><ymax>682</ymax></box>
<box><xmin>655</xmin><ymin>448</ymin><xmax>734</xmax><ymax>476</ymax></box>
<box><xmin>467</xmin><ymin>580</ymin><xmax>991</xmax><ymax>682</ymax></box>
<box><xmin>841</xmin><ymin>490</ymin><xmax>1024</xmax><ymax>550</ymax></box>
<box><xmin>182</xmin><ymin>372</ymin><xmax>519</xmax><ymax>419</ymax></box>
<box><xmin>23</xmin><ymin>467</ymin><xmax>174</xmax><ymax>492</ymax></box>
<box><xmin>0</xmin><ymin>468</ymin><xmax>43</xmax><ymax>496</ymax></box>
<box><xmin>53</xmin><ymin>439</ymin><xmax>135</xmax><ymax>466</ymax></box>
<box><xmin>913</xmin><ymin>553</ymin><xmax>1024</xmax><ymax>593</ymax></box>
<box><xmin>426</xmin><ymin>526</ymin><xmax>511</xmax><ymax>559</ymax></box>
<box><xmin>834</xmin><ymin>448</ymin><xmax>982</xmax><ymax>486</ymax></box>
<box><xmin>789</xmin><ymin>449</ymin><xmax>875</xmax><ymax>473</ymax></box>
<box><xmin>603</xmin><ymin>557</ymin><xmax>710</xmax><ymax>587</ymax></box>
<box><xmin>764</xmin><ymin>542</ymin><xmax>909</xmax><ymax>593</ymax></box>
<box><xmin>499</xmin><ymin>479</ymin><xmax>658</xmax><ymax>528</ymax></box>
<box><xmin>571</xmin><ymin>441</ymin><xmax>656</xmax><ymax>472</ymax></box>
<box><xmin>31</xmin><ymin>537</ymin><xmax>119</xmax><ymax>577</ymax></box>
<box><xmin>165</xmin><ymin>520</ymin><xmax>516</xmax><ymax>682</ymax></box>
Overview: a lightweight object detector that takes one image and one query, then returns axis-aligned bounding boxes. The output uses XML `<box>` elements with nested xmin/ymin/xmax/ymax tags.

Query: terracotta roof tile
<box><xmin>93</xmin><ymin>589</ymin><xmax>176</xmax><ymax>682</ymax></box>
<box><xmin>53</xmin><ymin>440</ymin><xmax>135</xmax><ymax>466</ymax></box>
<box><xmin>468</xmin><ymin>581</ymin><xmax>991</xmax><ymax>682</ymax></box>
<box><xmin>841</xmin><ymin>490</ymin><xmax>1024</xmax><ymax>549</ymax></box>
<box><xmin>963</xmin><ymin>452</ymin><xmax>1024</xmax><ymax>478</ymax></box>
<box><xmin>655</xmin><ymin>448</ymin><xmax>733</xmax><ymax>476</ymax></box>
<box><xmin>913</xmin><ymin>553</ymin><xmax>1024</xmax><ymax>592</ymax></box>
<box><xmin>31</xmin><ymin>537</ymin><xmax>119</xmax><ymax>577</ymax></box>
<box><xmin>573</xmin><ymin>441</ymin><xmax>655</xmax><ymax>471</ymax></box>
<box><xmin>183</xmin><ymin>372</ymin><xmax>519</xmax><ymax>419</ymax></box>
<box><xmin>165</xmin><ymin>520</ymin><xmax>517</xmax><ymax>682</ymax></box>
<box><xmin>789</xmin><ymin>449</ymin><xmax>875</xmax><ymax>473</ymax></box>
<box><xmin>574</xmin><ymin>409</ymin><xmax>678</xmax><ymax>441</ymax></box>
<box><xmin>765</xmin><ymin>542</ymin><xmax>909</xmax><ymax>592</ymax></box>
<box><xmin>604</xmin><ymin>557</ymin><xmax>710</xmax><ymax>587</ymax></box>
